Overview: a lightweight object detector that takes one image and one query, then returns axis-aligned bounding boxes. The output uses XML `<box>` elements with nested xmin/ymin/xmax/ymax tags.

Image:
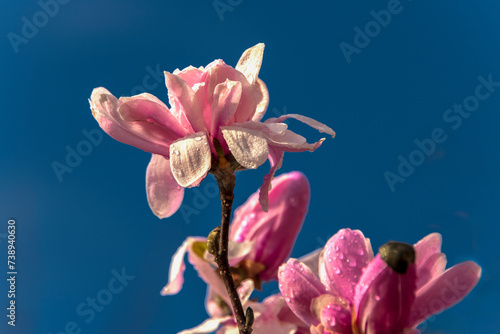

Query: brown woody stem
<box><xmin>212</xmin><ymin>164</ymin><xmax>252</xmax><ymax>334</ymax></box>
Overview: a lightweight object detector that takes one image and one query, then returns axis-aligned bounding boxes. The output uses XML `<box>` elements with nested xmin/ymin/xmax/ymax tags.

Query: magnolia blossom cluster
<box><xmin>89</xmin><ymin>44</ymin><xmax>481</xmax><ymax>334</ymax></box>
<box><xmin>162</xmin><ymin>172</ymin><xmax>481</xmax><ymax>333</ymax></box>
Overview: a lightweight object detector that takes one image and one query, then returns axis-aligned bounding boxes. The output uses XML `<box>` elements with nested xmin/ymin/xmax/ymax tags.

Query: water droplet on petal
<box><xmin>195</xmin><ymin>136</ymin><xmax>202</xmax><ymax>141</ymax></box>
<box><xmin>348</xmin><ymin>258</ymin><xmax>357</xmax><ymax>267</ymax></box>
<box><xmin>374</xmin><ymin>295</ymin><xmax>380</xmax><ymax>301</ymax></box>
<box><xmin>335</xmin><ymin>268</ymin><xmax>341</xmax><ymax>275</ymax></box>
<box><xmin>358</xmin><ymin>249</ymin><xmax>364</xmax><ymax>256</ymax></box>
<box><xmin>339</xmin><ymin>253</ymin><xmax>344</xmax><ymax>260</ymax></box>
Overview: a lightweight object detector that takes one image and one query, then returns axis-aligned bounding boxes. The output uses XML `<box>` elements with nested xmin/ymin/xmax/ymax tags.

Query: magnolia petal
<box><xmin>146</xmin><ymin>154</ymin><xmax>184</xmax><ymax>218</ymax></box>
<box><xmin>258</xmin><ymin>146</ymin><xmax>284</xmax><ymax>212</ymax></box>
<box><xmin>278</xmin><ymin>258</ymin><xmax>326</xmax><ymax>326</ymax></box>
<box><xmin>251</xmin><ymin>78</ymin><xmax>269</xmax><ymax>122</ymax></box>
<box><xmin>414</xmin><ymin>233</ymin><xmax>442</xmax><ymax>269</ymax></box>
<box><xmin>257</xmin><ymin>171</ymin><xmax>310</xmax><ymax>280</ymax></box>
<box><xmin>298</xmin><ymin>249</ymin><xmax>322</xmax><ymax>277</ymax></box>
<box><xmin>319</xmin><ymin>228</ymin><xmax>374</xmax><ymax>303</ymax></box>
<box><xmin>416</xmin><ymin>252</ymin><xmax>447</xmax><ymax>291</ymax></box>
<box><xmin>160</xmin><ymin>238</ymin><xmax>191</xmax><ymax>296</ymax></box>
<box><xmin>187</xmin><ymin>245</ymin><xmax>231</xmax><ymax>308</ymax></box>
<box><xmin>408</xmin><ymin>261</ymin><xmax>481</xmax><ymax>328</ymax></box>
<box><xmin>205</xmin><ymin>287</ymin><xmax>226</xmax><ymax>318</ymax></box>
<box><xmin>118</xmin><ymin>95</ymin><xmax>191</xmax><ymax>140</ymax></box>
<box><xmin>90</xmin><ymin>88</ymin><xmax>176</xmax><ymax>156</ymax></box>
<box><xmin>173</xmin><ymin>66</ymin><xmax>205</xmax><ymax>87</ymax></box>
<box><xmin>227</xmin><ymin>240</ymin><xmax>254</xmax><ymax>267</ymax></box>
<box><xmin>238</xmin><ymin>279</ymin><xmax>255</xmax><ymax>305</ymax></box>
<box><xmin>354</xmin><ymin>256</ymin><xmax>417</xmax><ymax>334</ymax></box>
<box><xmin>178</xmin><ymin>316</ymin><xmax>233</xmax><ymax>334</ymax></box>
<box><xmin>169</xmin><ymin>133</ymin><xmax>212</xmax><ymax>187</ymax></box>
<box><xmin>236</xmin><ymin>43</ymin><xmax>265</xmax><ymax>85</ymax></box>
<box><xmin>165</xmin><ymin>71</ymin><xmax>206</xmax><ymax>133</ymax></box>
<box><xmin>310</xmin><ymin>294</ymin><xmax>352</xmax><ymax>334</ymax></box>
<box><xmin>227</xmin><ymin>121</ymin><xmax>326</xmax><ymax>153</ymax></box>
<box><xmin>265</xmin><ymin>114</ymin><xmax>336</xmax><ymax>138</ymax></box>
<box><xmin>210</xmin><ymin>80</ymin><xmax>242</xmax><ymax>138</ymax></box>
<box><xmin>222</xmin><ymin>126</ymin><xmax>269</xmax><ymax>169</ymax></box>
<box><xmin>205</xmin><ymin>60</ymin><xmax>256</xmax><ymax>124</ymax></box>
<box><xmin>160</xmin><ymin>236</ymin><xmax>230</xmax><ymax>308</ymax></box>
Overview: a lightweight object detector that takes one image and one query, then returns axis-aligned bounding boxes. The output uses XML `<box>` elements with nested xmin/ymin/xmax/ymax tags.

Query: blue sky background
<box><xmin>1</xmin><ymin>0</ymin><xmax>499</xmax><ymax>333</ymax></box>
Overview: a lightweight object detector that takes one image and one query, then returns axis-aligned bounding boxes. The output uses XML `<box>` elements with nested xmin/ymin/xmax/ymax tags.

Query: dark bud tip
<box><xmin>379</xmin><ymin>241</ymin><xmax>416</xmax><ymax>274</ymax></box>
<box><xmin>207</xmin><ymin>227</ymin><xmax>221</xmax><ymax>256</ymax></box>
<box><xmin>245</xmin><ymin>307</ymin><xmax>255</xmax><ymax>328</ymax></box>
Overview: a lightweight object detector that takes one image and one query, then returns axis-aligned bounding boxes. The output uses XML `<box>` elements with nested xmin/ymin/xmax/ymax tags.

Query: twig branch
<box><xmin>211</xmin><ymin>162</ymin><xmax>252</xmax><ymax>334</ymax></box>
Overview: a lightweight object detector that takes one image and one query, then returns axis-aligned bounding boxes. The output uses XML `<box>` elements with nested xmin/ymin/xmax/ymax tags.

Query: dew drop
<box><xmin>334</xmin><ymin>268</ymin><xmax>341</xmax><ymax>275</ymax></box>
<box><xmin>173</xmin><ymin>149</ymin><xmax>180</xmax><ymax>155</ymax></box>
<box><xmin>285</xmin><ymin>297</ymin><xmax>291</xmax><ymax>303</ymax></box>
<box><xmin>195</xmin><ymin>136</ymin><xmax>202</xmax><ymax>141</ymax></box>
<box><xmin>339</xmin><ymin>253</ymin><xmax>344</xmax><ymax>260</ymax></box>
<box><xmin>374</xmin><ymin>295</ymin><xmax>380</xmax><ymax>301</ymax></box>
<box><xmin>348</xmin><ymin>258</ymin><xmax>357</xmax><ymax>267</ymax></box>
<box><xmin>358</xmin><ymin>249</ymin><xmax>364</xmax><ymax>256</ymax></box>
<box><xmin>335</xmin><ymin>246</ymin><xmax>340</xmax><ymax>252</ymax></box>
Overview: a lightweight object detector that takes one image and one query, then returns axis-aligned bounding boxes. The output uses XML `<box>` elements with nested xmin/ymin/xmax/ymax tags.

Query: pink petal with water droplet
<box><xmin>354</xmin><ymin>256</ymin><xmax>417</xmax><ymax>333</ymax></box>
<box><xmin>278</xmin><ymin>259</ymin><xmax>326</xmax><ymax>326</ymax></box>
<box><xmin>169</xmin><ymin>133</ymin><xmax>212</xmax><ymax>187</ymax></box>
<box><xmin>221</xmin><ymin>126</ymin><xmax>269</xmax><ymax>169</ymax></box>
<box><xmin>319</xmin><ymin>228</ymin><xmax>373</xmax><ymax>303</ymax></box>
<box><xmin>229</xmin><ymin>172</ymin><xmax>309</xmax><ymax>280</ymax></box>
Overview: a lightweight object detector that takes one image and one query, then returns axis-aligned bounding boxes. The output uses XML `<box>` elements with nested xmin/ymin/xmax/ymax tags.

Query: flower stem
<box><xmin>213</xmin><ymin>167</ymin><xmax>252</xmax><ymax>334</ymax></box>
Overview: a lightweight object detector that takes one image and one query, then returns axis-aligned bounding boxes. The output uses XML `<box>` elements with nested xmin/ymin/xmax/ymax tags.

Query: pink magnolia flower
<box><xmin>89</xmin><ymin>44</ymin><xmax>335</xmax><ymax>218</ymax></box>
<box><xmin>180</xmin><ymin>291</ymin><xmax>310</xmax><ymax>334</ymax></box>
<box><xmin>160</xmin><ymin>172</ymin><xmax>311</xmax><ymax>333</ymax></box>
<box><xmin>278</xmin><ymin>228</ymin><xmax>481</xmax><ymax>334</ymax></box>
<box><xmin>160</xmin><ymin>171</ymin><xmax>310</xmax><ymax>297</ymax></box>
